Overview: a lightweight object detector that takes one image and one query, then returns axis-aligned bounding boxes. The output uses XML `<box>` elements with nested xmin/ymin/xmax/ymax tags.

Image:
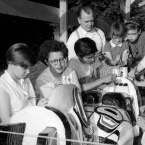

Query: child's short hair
<box><xmin>125</xmin><ymin>18</ymin><xmax>141</xmax><ymax>32</ymax></box>
<box><xmin>74</xmin><ymin>37</ymin><xmax>97</xmax><ymax>58</ymax></box>
<box><xmin>110</xmin><ymin>22</ymin><xmax>125</xmax><ymax>38</ymax></box>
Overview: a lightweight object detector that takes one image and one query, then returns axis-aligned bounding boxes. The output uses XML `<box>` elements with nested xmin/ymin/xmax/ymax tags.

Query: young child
<box><xmin>104</xmin><ymin>22</ymin><xmax>129</xmax><ymax>66</ymax></box>
<box><xmin>125</xmin><ymin>18</ymin><xmax>145</xmax><ymax>69</ymax></box>
<box><xmin>69</xmin><ymin>37</ymin><xmax>117</xmax><ymax>92</ymax></box>
<box><xmin>126</xmin><ymin>18</ymin><xmax>145</xmax><ymax>80</ymax></box>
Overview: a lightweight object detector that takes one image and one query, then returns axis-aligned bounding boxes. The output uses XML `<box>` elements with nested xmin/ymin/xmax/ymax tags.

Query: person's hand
<box><xmin>95</xmin><ymin>51</ymin><xmax>102</xmax><ymax>57</ymax></box>
<box><xmin>121</xmin><ymin>60</ymin><xmax>126</xmax><ymax>66</ymax></box>
<box><xmin>137</xmin><ymin>116</ymin><xmax>145</xmax><ymax>132</ymax></box>
<box><xmin>115</xmin><ymin>55</ymin><xmax>120</xmax><ymax>62</ymax></box>
<box><xmin>37</xmin><ymin>98</ymin><xmax>48</xmax><ymax>107</ymax></box>
<box><xmin>134</xmin><ymin>80</ymin><xmax>140</xmax><ymax>86</ymax></box>
<box><xmin>133</xmin><ymin>80</ymin><xmax>139</xmax><ymax>86</ymax></box>
<box><xmin>128</xmin><ymin>67</ymin><xmax>136</xmax><ymax>78</ymax></box>
<box><xmin>140</xmin><ymin>105</ymin><xmax>145</xmax><ymax>115</ymax></box>
<box><xmin>95</xmin><ymin>52</ymin><xmax>104</xmax><ymax>61</ymax></box>
<box><xmin>103</xmin><ymin>74</ymin><xmax>117</xmax><ymax>84</ymax></box>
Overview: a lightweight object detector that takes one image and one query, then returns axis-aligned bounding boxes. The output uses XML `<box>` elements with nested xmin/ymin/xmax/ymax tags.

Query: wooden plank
<box><xmin>0</xmin><ymin>0</ymin><xmax>136</xmax><ymax>25</ymax></box>
<box><xmin>0</xmin><ymin>0</ymin><xmax>59</xmax><ymax>23</ymax></box>
<box><xmin>120</xmin><ymin>0</ymin><xmax>131</xmax><ymax>21</ymax></box>
<box><xmin>0</xmin><ymin>0</ymin><xmax>78</xmax><ymax>42</ymax></box>
<box><xmin>59</xmin><ymin>0</ymin><xmax>68</xmax><ymax>43</ymax></box>
<box><xmin>0</xmin><ymin>0</ymin><xmax>78</xmax><ymax>26</ymax></box>
<box><xmin>131</xmin><ymin>0</ymin><xmax>135</xmax><ymax>4</ymax></box>
<box><xmin>138</xmin><ymin>1</ymin><xmax>145</xmax><ymax>7</ymax></box>
<box><xmin>124</xmin><ymin>0</ymin><xmax>131</xmax><ymax>21</ymax></box>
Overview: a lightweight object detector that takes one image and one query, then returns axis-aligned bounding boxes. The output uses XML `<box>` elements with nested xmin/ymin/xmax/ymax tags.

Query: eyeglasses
<box><xmin>127</xmin><ymin>32</ymin><xmax>138</xmax><ymax>36</ymax></box>
<box><xmin>49</xmin><ymin>58</ymin><xmax>65</xmax><ymax>65</ymax></box>
<box><xmin>112</xmin><ymin>36</ymin><xmax>123</xmax><ymax>40</ymax></box>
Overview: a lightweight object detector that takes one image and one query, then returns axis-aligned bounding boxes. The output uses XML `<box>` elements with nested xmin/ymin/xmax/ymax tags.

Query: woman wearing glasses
<box><xmin>0</xmin><ymin>43</ymin><xmax>48</xmax><ymax>124</ymax></box>
<box><xmin>35</xmin><ymin>40</ymin><xmax>80</xmax><ymax>99</ymax></box>
<box><xmin>69</xmin><ymin>37</ymin><xmax>116</xmax><ymax>92</ymax></box>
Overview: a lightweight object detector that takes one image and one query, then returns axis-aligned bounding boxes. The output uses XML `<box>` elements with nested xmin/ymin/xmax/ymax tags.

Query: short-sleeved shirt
<box><xmin>141</xmin><ymin>132</ymin><xmax>145</xmax><ymax>145</ymax></box>
<box><xmin>35</xmin><ymin>67</ymin><xmax>80</xmax><ymax>99</ymax></box>
<box><xmin>104</xmin><ymin>40</ymin><xmax>129</xmax><ymax>60</ymax></box>
<box><xmin>128</xmin><ymin>32</ymin><xmax>145</xmax><ymax>62</ymax></box>
<box><xmin>139</xmin><ymin>56</ymin><xmax>145</xmax><ymax>68</ymax></box>
<box><xmin>66</xmin><ymin>26</ymin><xmax>106</xmax><ymax>60</ymax></box>
<box><xmin>69</xmin><ymin>57</ymin><xmax>101</xmax><ymax>80</ymax></box>
<box><xmin>0</xmin><ymin>70</ymin><xmax>36</xmax><ymax>115</ymax></box>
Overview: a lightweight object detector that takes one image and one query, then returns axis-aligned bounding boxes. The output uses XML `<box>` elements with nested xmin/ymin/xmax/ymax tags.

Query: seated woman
<box><xmin>68</xmin><ymin>37</ymin><xmax>117</xmax><ymax>92</ymax></box>
<box><xmin>104</xmin><ymin>22</ymin><xmax>129</xmax><ymax>66</ymax></box>
<box><xmin>35</xmin><ymin>40</ymin><xmax>80</xmax><ymax>99</ymax></box>
<box><xmin>0</xmin><ymin>43</ymin><xmax>48</xmax><ymax>124</ymax></box>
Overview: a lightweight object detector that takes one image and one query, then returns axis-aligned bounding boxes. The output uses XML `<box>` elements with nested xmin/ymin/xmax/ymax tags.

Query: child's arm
<box><xmin>105</xmin><ymin>52</ymin><xmax>118</xmax><ymax>66</ymax></box>
<box><xmin>122</xmin><ymin>50</ymin><xmax>129</xmax><ymax>65</ymax></box>
<box><xmin>137</xmin><ymin>116</ymin><xmax>145</xmax><ymax>132</ymax></box>
<box><xmin>134</xmin><ymin>79</ymin><xmax>145</xmax><ymax>87</ymax></box>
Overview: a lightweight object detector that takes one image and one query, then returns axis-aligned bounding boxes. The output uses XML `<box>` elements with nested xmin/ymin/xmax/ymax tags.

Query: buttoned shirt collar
<box><xmin>79</xmin><ymin>26</ymin><xmax>96</xmax><ymax>36</ymax></box>
<box><xmin>110</xmin><ymin>40</ymin><xmax>122</xmax><ymax>48</ymax></box>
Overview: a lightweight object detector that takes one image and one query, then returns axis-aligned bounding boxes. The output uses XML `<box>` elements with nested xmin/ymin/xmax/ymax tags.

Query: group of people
<box><xmin>0</xmin><ymin>4</ymin><xmax>145</xmax><ymax>144</ymax></box>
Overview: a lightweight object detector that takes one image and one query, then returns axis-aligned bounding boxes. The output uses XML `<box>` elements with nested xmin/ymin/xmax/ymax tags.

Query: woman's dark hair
<box><xmin>74</xmin><ymin>37</ymin><xmax>97</xmax><ymax>58</ymax></box>
<box><xmin>110</xmin><ymin>22</ymin><xmax>125</xmax><ymax>38</ymax></box>
<box><xmin>77</xmin><ymin>6</ymin><xmax>94</xmax><ymax>18</ymax></box>
<box><xmin>38</xmin><ymin>40</ymin><xmax>68</xmax><ymax>62</ymax></box>
<box><xmin>6</xmin><ymin>43</ymin><xmax>36</xmax><ymax>68</ymax></box>
<box><xmin>125</xmin><ymin>18</ymin><xmax>141</xmax><ymax>32</ymax></box>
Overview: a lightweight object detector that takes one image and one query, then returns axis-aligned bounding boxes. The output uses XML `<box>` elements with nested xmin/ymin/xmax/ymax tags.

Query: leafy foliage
<box><xmin>68</xmin><ymin>0</ymin><xmax>124</xmax><ymax>22</ymax></box>
<box><xmin>68</xmin><ymin>0</ymin><xmax>145</xmax><ymax>25</ymax></box>
<box><xmin>130</xmin><ymin>0</ymin><xmax>145</xmax><ymax>30</ymax></box>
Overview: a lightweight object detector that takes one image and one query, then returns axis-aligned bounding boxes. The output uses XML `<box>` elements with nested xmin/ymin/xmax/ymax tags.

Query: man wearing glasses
<box><xmin>35</xmin><ymin>40</ymin><xmax>80</xmax><ymax>99</ymax></box>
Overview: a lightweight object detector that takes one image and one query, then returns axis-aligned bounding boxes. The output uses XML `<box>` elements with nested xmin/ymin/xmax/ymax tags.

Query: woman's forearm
<box><xmin>135</xmin><ymin>80</ymin><xmax>145</xmax><ymax>87</ymax></box>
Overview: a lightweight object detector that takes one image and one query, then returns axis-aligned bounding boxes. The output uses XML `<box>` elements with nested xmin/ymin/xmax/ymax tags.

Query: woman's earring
<box><xmin>9</xmin><ymin>63</ymin><xmax>13</xmax><ymax>69</ymax></box>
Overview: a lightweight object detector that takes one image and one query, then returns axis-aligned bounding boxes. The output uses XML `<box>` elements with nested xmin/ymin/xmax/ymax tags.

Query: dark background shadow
<box><xmin>0</xmin><ymin>13</ymin><xmax>54</xmax><ymax>71</ymax></box>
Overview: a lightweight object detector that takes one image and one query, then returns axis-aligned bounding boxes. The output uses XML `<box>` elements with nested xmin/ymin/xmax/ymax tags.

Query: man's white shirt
<box><xmin>66</xmin><ymin>26</ymin><xmax>106</xmax><ymax>60</ymax></box>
